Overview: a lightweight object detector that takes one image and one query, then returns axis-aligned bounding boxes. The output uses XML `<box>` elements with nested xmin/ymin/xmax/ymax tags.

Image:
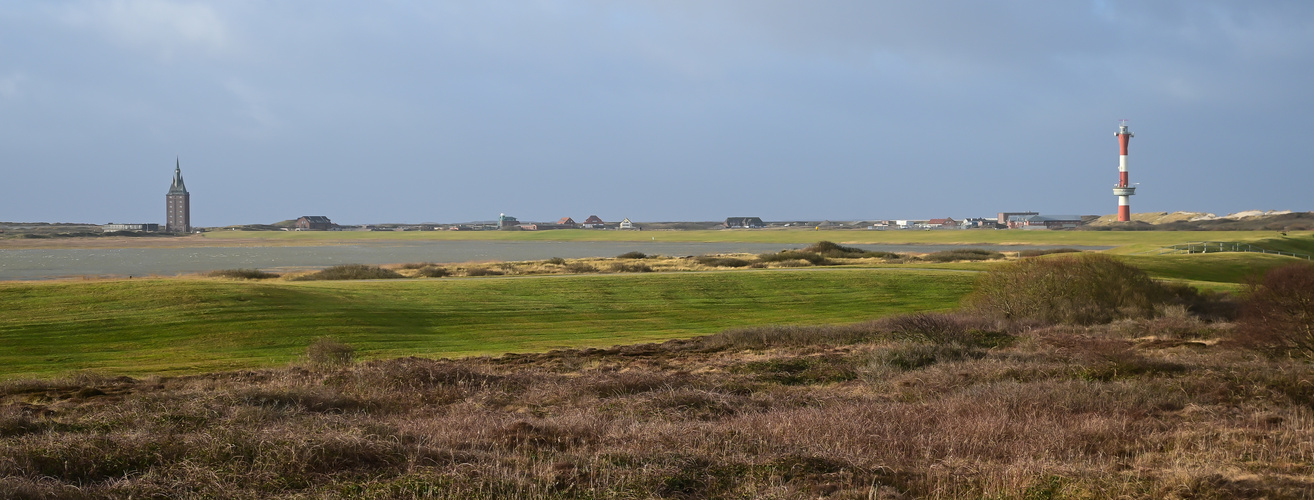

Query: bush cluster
<box><xmin>967</xmin><ymin>253</ymin><xmax>1169</xmax><ymax>325</ymax></box>
<box><xmin>207</xmin><ymin>269</ymin><xmax>280</xmax><ymax>280</ymax></box>
<box><xmin>919</xmin><ymin>249</ymin><xmax>1005</xmax><ymax>262</ymax></box>
<box><xmin>805</xmin><ymin>241</ymin><xmax>900</xmax><ymax>259</ymax></box>
<box><xmin>290</xmin><ymin>264</ymin><xmax>403</xmax><ymax>281</ymax></box>
<box><xmin>757</xmin><ymin>251</ymin><xmax>828</xmax><ymax>265</ymax></box>
<box><xmin>695</xmin><ymin>256</ymin><xmax>753</xmax><ymax>268</ymax></box>
<box><xmin>564</xmin><ymin>263</ymin><xmax>598</xmax><ymax>273</ymax></box>
<box><xmin>1237</xmin><ymin>263</ymin><xmax>1314</xmax><ymax>358</ymax></box>
<box><xmin>415</xmin><ymin>266</ymin><xmax>451</xmax><ymax>278</ymax></box>
<box><xmin>610</xmin><ymin>262</ymin><xmax>653</xmax><ymax>273</ymax></box>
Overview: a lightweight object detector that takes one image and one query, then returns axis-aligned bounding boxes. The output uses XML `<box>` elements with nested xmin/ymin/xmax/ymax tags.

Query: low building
<box><xmin>961</xmin><ymin>217</ymin><xmax>999</xmax><ymax>229</ymax></box>
<box><xmin>926</xmin><ymin>218</ymin><xmax>957</xmax><ymax>228</ymax></box>
<box><xmin>103</xmin><ymin>223</ymin><xmax>159</xmax><ymax>232</ymax></box>
<box><xmin>557</xmin><ymin>217</ymin><xmax>577</xmax><ymax>227</ymax></box>
<box><xmin>498</xmin><ymin>213</ymin><xmax>520</xmax><ymax>229</ymax></box>
<box><xmin>1007</xmin><ymin>214</ymin><xmax>1087</xmax><ymax>230</ymax></box>
<box><xmin>619</xmin><ymin>218</ymin><xmax>635</xmax><ymax>230</ymax></box>
<box><xmin>295</xmin><ymin>216</ymin><xmax>334</xmax><ymax>230</ymax></box>
<box><xmin>725</xmin><ymin>217</ymin><xmax>765</xmax><ymax>228</ymax></box>
<box><xmin>997</xmin><ymin>211</ymin><xmax>1039</xmax><ymax>226</ymax></box>
<box><xmin>581</xmin><ymin>215</ymin><xmax>605</xmax><ymax>228</ymax></box>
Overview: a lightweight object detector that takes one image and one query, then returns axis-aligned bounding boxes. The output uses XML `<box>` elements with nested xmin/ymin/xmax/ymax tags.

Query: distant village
<box><xmin>94</xmin><ymin>162</ymin><xmax>1101</xmax><ymax>235</ymax></box>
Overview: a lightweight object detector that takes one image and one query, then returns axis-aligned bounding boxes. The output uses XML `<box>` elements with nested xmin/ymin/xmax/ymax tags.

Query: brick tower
<box><xmin>166</xmin><ymin>159</ymin><xmax>190</xmax><ymax>233</ymax></box>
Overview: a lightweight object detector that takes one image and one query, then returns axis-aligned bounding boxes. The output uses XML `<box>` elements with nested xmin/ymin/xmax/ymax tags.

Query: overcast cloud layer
<box><xmin>2</xmin><ymin>1</ymin><xmax>1311</xmax><ymax>225</ymax></box>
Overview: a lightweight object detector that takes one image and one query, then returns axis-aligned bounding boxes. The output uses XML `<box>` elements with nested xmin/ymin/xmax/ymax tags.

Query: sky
<box><xmin>2</xmin><ymin>1</ymin><xmax>1312</xmax><ymax>226</ymax></box>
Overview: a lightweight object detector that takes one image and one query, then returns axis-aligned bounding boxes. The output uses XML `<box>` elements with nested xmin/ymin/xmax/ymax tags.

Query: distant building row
<box><xmin>101</xmin><ymin>162</ymin><xmax>1098</xmax><ymax>233</ymax></box>
<box><xmin>497</xmin><ymin>214</ymin><xmax>637</xmax><ymax>231</ymax></box>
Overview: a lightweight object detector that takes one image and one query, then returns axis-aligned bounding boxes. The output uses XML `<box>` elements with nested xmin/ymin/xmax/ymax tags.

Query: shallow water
<box><xmin>0</xmin><ymin>241</ymin><xmax>1109</xmax><ymax>281</ymax></box>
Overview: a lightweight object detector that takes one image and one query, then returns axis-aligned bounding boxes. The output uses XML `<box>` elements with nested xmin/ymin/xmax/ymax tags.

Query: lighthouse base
<box><xmin>1118</xmin><ymin>206</ymin><xmax>1131</xmax><ymax>222</ymax></box>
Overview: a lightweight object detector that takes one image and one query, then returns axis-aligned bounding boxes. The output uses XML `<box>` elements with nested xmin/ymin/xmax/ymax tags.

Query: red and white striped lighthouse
<box><xmin>1113</xmin><ymin>121</ymin><xmax>1136</xmax><ymax>221</ymax></box>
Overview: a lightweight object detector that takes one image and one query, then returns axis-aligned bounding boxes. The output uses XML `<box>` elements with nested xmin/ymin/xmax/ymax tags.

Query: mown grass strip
<box><xmin>0</xmin><ymin>269</ymin><xmax>975</xmax><ymax>379</ymax></box>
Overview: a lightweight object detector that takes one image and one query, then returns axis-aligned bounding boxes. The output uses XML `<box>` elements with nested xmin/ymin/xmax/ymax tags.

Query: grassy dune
<box><xmin>0</xmin><ymin>269</ymin><xmax>975</xmax><ymax>379</ymax></box>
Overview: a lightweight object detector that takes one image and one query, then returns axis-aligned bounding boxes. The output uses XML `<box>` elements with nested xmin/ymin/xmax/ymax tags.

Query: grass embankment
<box><xmin>0</xmin><ymin>269</ymin><xmax>974</xmax><ymax>379</ymax></box>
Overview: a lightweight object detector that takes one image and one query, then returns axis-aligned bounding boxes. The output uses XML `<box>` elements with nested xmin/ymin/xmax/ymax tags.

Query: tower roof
<box><xmin>168</xmin><ymin>158</ymin><xmax>188</xmax><ymax>195</ymax></box>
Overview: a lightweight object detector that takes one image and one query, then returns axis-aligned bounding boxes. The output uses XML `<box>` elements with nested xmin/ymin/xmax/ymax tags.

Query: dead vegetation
<box><xmin>2</xmin><ymin>308</ymin><xmax>1311</xmax><ymax>498</ymax></box>
<box><xmin>212</xmin><ymin>241</ymin><xmax>1018</xmax><ymax>281</ymax></box>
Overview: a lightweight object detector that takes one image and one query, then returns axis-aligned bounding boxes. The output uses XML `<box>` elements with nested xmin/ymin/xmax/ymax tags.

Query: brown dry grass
<box><xmin>2</xmin><ymin>314</ymin><xmax>1311</xmax><ymax>499</ymax></box>
<box><xmin>376</xmin><ymin>252</ymin><xmax>897</xmax><ymax>279</ymax></box>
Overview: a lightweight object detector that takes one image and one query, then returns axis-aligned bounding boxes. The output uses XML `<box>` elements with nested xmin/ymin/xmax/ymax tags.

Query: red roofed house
<box><xmin>926</xmin><ymin>218</ymin><xmax>957</xmax><ymax>228</ymax></box>
<box><xmin>581</xmin><ymin>215</ymin><xmax>605</xmax><ymax>228</ymax></box>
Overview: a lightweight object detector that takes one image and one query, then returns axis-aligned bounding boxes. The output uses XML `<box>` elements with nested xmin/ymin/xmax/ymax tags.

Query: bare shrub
<box><xmin>695</xmin><ymin>256</ymin><xmax>752</xmax><ymax>268</ymax></box>
<box><xmin>545</xmin><ymin>257</ymin><xmax>567</xmax><ymax>265</ymax></box>
<box><xmin>291</xmin><ymin>264</ymin><xmax>403</xmax><ymax>281</ymax></box>
<box><xmin>616</xmin><ymin>251</ymin><xmax>648</xmax><ymax>259</ymax></box>
<box><xmin>465</xmin><ymin>267</ymin><xmax>504</xmax><ymax>277</ymax></box>
<box><xmin>1237</xmin><ymin>262</ymin><xmax>1314</xmax><ymax>358</ymax></box>
<box><xmin>757</xmin><ymin>250</ymin><xmax>828</xmax><ymax>265</ymax></box>
<box><xmin>397</xmin><ymin>262</ymin><xmax>435</xmax><ymax>270</ymax></box>
<box><xmin>609</xmin><ymin>262</ymin><xmax>653</xmax><ymax>273</ymax></box>
<box><xmin>415</xmin><ymin>266</ymin><xmax>450</xmax><ymax>278</ymax></box>
<box><xmin>802</xmin><ymin>241</ymin><xmax>900</xmax><ymax>259</ymax></box>
<box><xmin>563</xmin><ymin>262</ymin><xmax>598</xmax><ymax>273</ymax></box>
<box><xmin>207</xmin><ymin>268</ymin><xmax>279</xmax><ymax>280</ymax></box>
<box><xmin>967</xmin><ymin>253</ymin><xmax>1170</xmax><ymax>325</ymax></box>
<box><xmin>307</xmin><ymin>337</ymin><xmax>355</xmax><ymax>368</ymax></box>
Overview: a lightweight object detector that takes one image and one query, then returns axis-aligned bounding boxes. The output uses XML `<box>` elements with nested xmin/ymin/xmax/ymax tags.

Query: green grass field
<box><xmin>7</xmin><ymin>230</ymin><xmax>1311</xmax><ymax>380</ymax></box>
<box><xmin>0</xmin><ymin>269</ymin><xmax>975</xmax><ymax>379</ymax></box>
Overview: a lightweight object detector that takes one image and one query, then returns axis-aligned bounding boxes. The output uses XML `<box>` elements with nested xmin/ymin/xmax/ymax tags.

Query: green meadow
<box><xmin>0</xmin><ymin>269</ymin><xmax>975</xmax><ymax>379</ymax></box>
<box><xmin>5</xmin><ymin>231</ymin><xmax>1311</xmax><ymax>379</ymax></box>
